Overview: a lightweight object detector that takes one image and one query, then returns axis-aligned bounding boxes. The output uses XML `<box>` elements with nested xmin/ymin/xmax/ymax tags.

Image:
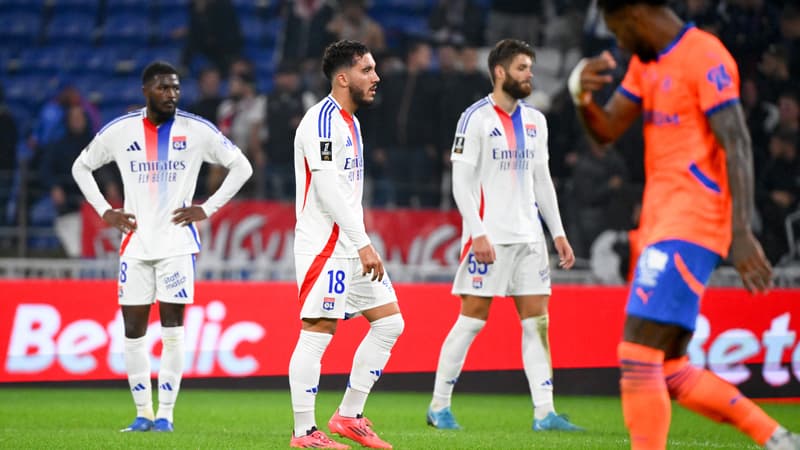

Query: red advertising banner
<box><xmin>80</xmin><ymin>201</ymin><xmax>464</xmax><ymax>273</ymax></box>
<box><xmin>1</xmin><ymin>280</ymin><xmax>798</xmax><ymax>395</ymax></box>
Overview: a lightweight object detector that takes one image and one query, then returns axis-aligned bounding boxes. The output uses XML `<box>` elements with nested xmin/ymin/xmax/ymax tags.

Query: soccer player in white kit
<box><xmin>71</xmin><ymin>61</ymin><xmax>253</xmax><ymax>433</ymax></box>
<box><xmin>426</xmin><ymin>40</ymin><xmax>583</xmax><ymax>432</ymax></box>
<box><xmin>289</xmin><ymin>40</ymin><xmax>404</xmax><ymax>449</ymax></box>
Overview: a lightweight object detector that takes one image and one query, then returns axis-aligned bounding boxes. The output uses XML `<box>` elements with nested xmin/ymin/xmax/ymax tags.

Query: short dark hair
<box><xmin>597</xmin><ymin>0</ymin><xmax>667</xmax><ymax>14</ymax></box>
<box><xmin>141</xmin><ymin>61</ymin><xmax>179</xmax><ymax>85</ymax></box>
<box><xmin>322</xmin><ymin>40</ymin><xmax>370</xmax><ymax>80</ymax></box>
<box><xmin>487</xmin><ymin>39</ymin><xmax>535</xmax><ymax>83</ymax></box>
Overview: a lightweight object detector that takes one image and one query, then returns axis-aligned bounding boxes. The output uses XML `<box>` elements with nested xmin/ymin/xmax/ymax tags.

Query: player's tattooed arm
<box><xmin>709</xmin><ymin>103</ymin><xmax>773</xmax><ymax>293</ymax></box>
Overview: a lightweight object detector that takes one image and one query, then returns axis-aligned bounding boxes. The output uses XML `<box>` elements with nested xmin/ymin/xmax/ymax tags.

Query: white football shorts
<box><xmin>117</xmin><ymin>254</ymin><xmax>196</xmax><ymax>305</ymax></box>
<box><xmin>452</xmin><ymin>241</ymin><xmax>551</xmax><ymax>297</ymax></box>
<box><xmin>295</xmin><ymin>255</ymin><xmax>398</xmax><ymax>320</ymax></box>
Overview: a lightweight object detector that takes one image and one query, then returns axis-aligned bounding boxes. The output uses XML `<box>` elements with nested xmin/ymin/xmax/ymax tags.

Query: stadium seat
<box><xmin>18</xmin><ymin>46</ymin><xmax>92</xmax><ymax>75</ymax></box>
<box><xmin>105</xmin><ymin>0</ymin><xmax>153</xmax><ymax>16</ymax></box>
<box><xmin>153</xmin><ymin>10</ymin><xmax>189</xmax><ymax>44</ymax></box>
<box><xmin>46</xmin><ymin>12</ymin><xmax>97</xmax><ymax>45</ymax></box>
<box><xmin>0</xmin><ymin>0</ymin><xmax>44</xmax><ymax>15</ymax></box>
<box><xmin>0</xmin><ymin>12</ymin><xmax>42</xmax><ymax>47</ymax></box>
<box><xmin>82</xmin><ymin>46</ymin><xmax>125</xmax><ymax>75</ymax></box>
<box><xmin>50</xmin><ymin>0</ymin><xmax>99</xmax><ymax>16</ymax></box>
<box><xmin>240</xmin><ymin>15</ymin><xmax>264</xmax><ymax>48</ymax></box>
<box><xmin>101</xmin><ymin>13</ymin><xmax>151</xmax><ymax>45</ymax></box>
<box><xmin>370</xmin><ymin>0</ymin><xmax>434</xmax><ymax>15</ymax></box>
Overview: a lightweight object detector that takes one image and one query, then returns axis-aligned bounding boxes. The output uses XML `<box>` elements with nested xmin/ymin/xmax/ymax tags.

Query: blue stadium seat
<box><xmin>0</xmin><ymin>12</ymin><xmax>42</xmax><ymax>47</ymax></box>
<box><xmin>157</xmin><ymin>0</ymin><xmax>190</xmax><ymax>10</ymax></box>
<box><xmin>105</xmin><ymin>0</ymin><xmax>153</xmax><ymax>16</ymax></box>
<box><xmin>46</xmin><ymin>12</ymin><xmax>97</xmax><ymax>44</ymax></box>
<box><xmin>3</xmin><ymin>74</ymin><xmax>53</xmax><ymax>108</ymax></box>
<box><xmin>50</xmin><ymin>0</ymin><xmax>99</xmax><ymax>16</ymax></box>
<box><xmin>370</xmin><ymin>0</ymin><xmax>434</xmax><ymax>14</ymax></box>
<box><xmin>154</xmin><ymin>10</ymin><xmax>189</xmax><ymax>44</ymax></box>
<box><xmin>16</xmin><ymin>46</ymin><xmax>92</xmax><ymax>75</ymax></box>
<box><xmin>6</xmin><ymin>100</ymin><xmax>33</xmax><ymax>133</ymax></box>
<box><xmin>83</xmin><ymin>46</ymin><xmax>125</xmax><ymax>75</ymax></box>
<box><xmin>239</xmin><ymin>15</ymin><xmax>264</xmax><ymax>47</ymax></box>
<box><xmin>263</xmin><ymin>17</ymin><xmax>282</xmax><ymax>47</ymax></box>
<box><xmin>0</xmin><ymin>0</ymin><xmax>44</xmax><ymax>15</ymax></box>
<box><xmin>102</xmin><ymin>13</ymin><xmax>151</xmax><ymax>45</ymax></box>
<box><xmin>97</xmin><ymin>77</ymin><xmax>142</xmax><ymax>106</ymax></box>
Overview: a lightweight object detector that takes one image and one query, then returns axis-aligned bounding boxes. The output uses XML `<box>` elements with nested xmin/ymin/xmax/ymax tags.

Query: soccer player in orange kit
<box><xmin>568</xmin><ymin>1</ymin><xmax>799</xmax><ymax>449</ymax></box>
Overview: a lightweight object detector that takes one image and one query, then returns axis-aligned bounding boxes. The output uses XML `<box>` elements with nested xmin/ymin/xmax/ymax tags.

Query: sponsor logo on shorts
<box><xmin>163</xmin><ymin>271</ymin><xmax>187</xmax><ymax>290</ymax></box>
<box><xmin>539</xmin><ymin>268</ymin><xmax>550</xmax><ymax>282</ymax></box>
<box><xmin>322</xmin><ymin>297</ymin><xmax>335</xmax><ymax>311</ymax></box>
<box><xmin>636</xmin><ymin>247</ymin><xmax>668</xmax><ymax>287</ymax></box>
<box><xmin>472</xmin><ymin>276</ymin><xmax>483</xmax><ymax>289</ymax></box>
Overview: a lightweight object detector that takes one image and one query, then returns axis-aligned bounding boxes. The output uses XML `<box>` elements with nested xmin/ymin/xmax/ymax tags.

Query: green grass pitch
<box><xmin>0</xmin><ymin>388</ymin><xmax>796</xmax><ymax>449</ymax></box>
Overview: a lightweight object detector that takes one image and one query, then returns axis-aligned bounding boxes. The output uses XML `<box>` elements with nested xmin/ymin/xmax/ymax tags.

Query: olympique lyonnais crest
<box><xmin>525</xmin><ymin>124</ymin><xmax>537</xmax><ymax>138</ymax></box>
<box><xmin>322</xmin><ymin>297</ymin><xmax>335</xmax><ymax>311</ymax></box>
<box><xmin>472</xmin><ymin>276</ymin><xmax>483</xmax><ymax>289</ymax></box>
<box><xmin>172</xmin><ymin>135</ymin><xmax>187</xmax><ymax>150</ymax></box>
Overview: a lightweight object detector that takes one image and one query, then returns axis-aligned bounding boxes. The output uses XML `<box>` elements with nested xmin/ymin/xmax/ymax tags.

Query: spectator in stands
<box><xmin>779</xmin><ymin>5</ymin><xmax>800</xmax><ymax>78</ymax></box>
<box><xmin>263</xmin><ymin>61</ymin><xmax>306</xmax><ymax>201</ymax></box>
<box><xmin>282</xmin><ymin>0</ymin><xmax>335</xmax><ymax>64</ymax></box>
<box><xmin>570</xmin><ymin>140</ymin><xmax>630</xmax><ymax>259</ymax></box>
<box><xmin>326</xmin><ymin>0</ymin><xmax>386</xmax><ymax>53</ymax></box>
<box><xmin>217</xmin><ymin>67</ymin><xmax>266</xmax><ymax>197</ymax></box>
<box><xmin>438</xmin><ymin>45</ymin><xmax>492</xmax><ymax>206</ymax></box>
<box><xmin>756</xmin><ymin>43</ymin><xmax>792</xmax><ymax>104</ymax></box>
<box><xmin>486</xmin><ymin>0</ymin><xmax>544</xmax><ymax>48</ymax></box>
<box><xmin>0</xmin><ymin>84</ymin><xmax>19</xmax><ymax>225</ymax></box>
<box><xmin>773</xmin><ymin>90</ymin><xmax>800</xmax><ymax>136</ymax></box>
<box><xmin>741</xmin><ymin>78</ymin><xmax>778</xmax><ymax>174</ymax></box>
<box><xmin>182</xmin><ymin>0</ymin><xmax>243</xmax><ymax>76</ymax></box>
<box><xmin>31</xmin><ymin>82</ymin><xmax>99</xmax><ymax>152</ymax></box>
<box><xmin>428</xmin><ymin>0</ymin><xmax>485</xmax><ymax>47</ymax></box>
<box><xmin>373</xmin><ymin>40</ymin><xmax>441</xmax><ymax>207</ymax></box>
<box><xmin>757</xmin><ymin>130</ymin><xmax>800</xmax><ymax>264</ymax></box>
<box><xmin>0</xmin><ymin>84</ymin><xmax>18</xmax><ymax>178</ymax></box>
<box><xmin>187</xmin><ymin>67</ymin><xmax>223</xmax><ymax>123</ymax></box>
<box><xmin>39</xmin><ymin>106</ymin><xmax>93</xmax><ymax>217</ymax></box>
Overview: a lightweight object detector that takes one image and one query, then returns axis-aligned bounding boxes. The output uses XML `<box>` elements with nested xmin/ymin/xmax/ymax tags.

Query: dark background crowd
<box><xmin>0</xmin><ymin>0</ymin><xmax>797</xmax><ymax>269</ymax></box>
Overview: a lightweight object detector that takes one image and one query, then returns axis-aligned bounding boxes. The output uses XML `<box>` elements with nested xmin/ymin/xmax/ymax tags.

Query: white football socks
<box><xmin>156</xmin><ymin>326</ymin><xmax>184</xmax><ymax>423</ymax></box>
<box><xmin>430</xmin><ymin>315</ymin><xmax>486</xmax><ymax>411</ymax></box>
<box><xmin>289</xmin><ymin>330</ymin><xmax>333</xmax><ymax>436</ymax></box>
<box><xmin>339</xmin><ymin>314</ymin><xmax>404</xmax><ymax>418</ymax></box>
<box><xmin>522</xmin><ymin>315</ymin><xmax>555</xmax><ymax>420</ymax></box>
<box><xmin>125</xmin><ymin>335</ymin><xmax>154</xmax><ymax>421</ymax></box>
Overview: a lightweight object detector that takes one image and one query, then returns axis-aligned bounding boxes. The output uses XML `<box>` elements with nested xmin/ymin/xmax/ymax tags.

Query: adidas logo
<box><xmin>369</xmin><ymin>369</ymin><xmax>382</xmax><ymax>378</ymax></box>
<box><xmin>126</xmin><ymin>141</ymin><xmax>142</xmax><ymax>152</ymax></box>
<box><xmin>159</xmin><ymin>382</ymin><xmax>173</xmax><ymax>391</ymax></box>
<box><xmin>541</xmin><ymin>378</ymin><xmax>553</xmax><ymax>387</ymax></box>
<box><xmin>174</xmin><ymin>288</ymin><xmax>188</xmax><ymax>299</ymax></box>
<box><xmin>305</xmin><ymin>386</ymin><xmax>318</xmax><ymax>394</ymax></box>
<box><xmin>132</xmin><ymin>383</ymin><xmax>147</xmax><ymax>391</ymax></box>
<box><xmin>345</xmin><ymin>136</ymin><xmax>353</xmax><ymax>147</ymax></box>
<box><xmin>445</xmin><ymin>377</ymin><xmax>459</xmax><ymax>385</ymax></box>
<box><xmin>489</xmin><ymin>127</ymin><xmax>502</xmax><ymax>137</ymax></box>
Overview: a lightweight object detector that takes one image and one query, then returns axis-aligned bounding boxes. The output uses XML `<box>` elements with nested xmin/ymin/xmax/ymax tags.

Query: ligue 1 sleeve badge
<box><xmin>172</xmin><ymin>136</ymin><xmax>187</xmax><ymax>150</ymax></box>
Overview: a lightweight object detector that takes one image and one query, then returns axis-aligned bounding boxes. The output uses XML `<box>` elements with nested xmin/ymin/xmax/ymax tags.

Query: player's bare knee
<box><xmin>302</xmin><ymin>317</ymin><xmax>338</xmax><ymax>334</ymax></box>
<box><xmin>460</xmin><ymin>295</ymin><xmax>491</xmax><ymax>320</ymax></box>
<box><xmin>159</xmin><ymin>302</ymin><xmax>186</xmax><ymax>327</ymax></box>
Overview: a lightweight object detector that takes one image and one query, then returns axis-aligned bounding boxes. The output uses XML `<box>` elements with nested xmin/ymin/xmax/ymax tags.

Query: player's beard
<box><xmin>350</xmin><ymin>83</ymin><xmax>376</xmax><ymax>108</ymax></box>
<box><xmin>502</xmin><ymin>77</ymin><xmax>532</xmax><ymax>100</ymax></box>
<box><xmin>150</xmin><ymin>101</ymin><xmax>177</xmax><ymax>122</ymax></box>
<box><xmin>632</xmin><ymin>41</ymin><xmax>659</xmax><ymax>63</ymax></box>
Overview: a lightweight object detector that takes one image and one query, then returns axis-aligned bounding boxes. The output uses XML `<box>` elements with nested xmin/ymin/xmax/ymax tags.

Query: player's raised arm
<box><xmin>568</xmin><ymin>51</ymin><xmax>642</xmax><ymax>145</ymax></box>
<box><xmin>708</xmin><ymin>104</ymin><xmax>773</xmax><ymax>293</ymax></box>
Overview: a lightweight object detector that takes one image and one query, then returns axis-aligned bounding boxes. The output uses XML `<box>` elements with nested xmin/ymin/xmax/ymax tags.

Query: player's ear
<box><xmin>335</xmin><ymin>71</ymin><xmax>348</xmax><ymax>88</ymax></box>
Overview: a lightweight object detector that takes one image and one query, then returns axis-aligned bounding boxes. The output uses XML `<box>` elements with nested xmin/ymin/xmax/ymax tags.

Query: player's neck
<box><xmin>145</xmin><ymin>109</ymin><xmax>173</xmax><ymax>127</ymax></box>
<box><xmin>490</xmin><ymin>92</ymin><xmax>518</xmax><ymax>115</ymax></box>
<box><xmin>330</xmin><ymin>90</ymin><xmax>358</xmax><ymax>116</ymax></box>
<box><xmin>650</xmin><ymin>9</ymin><xmax>686</xmax><ymax>55</ymax></box>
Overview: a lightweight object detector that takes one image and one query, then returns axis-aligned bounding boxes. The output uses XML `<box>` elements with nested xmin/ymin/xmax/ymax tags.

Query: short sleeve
<box><xmin>300</xmin><ymin>113</ymin><xmax>339</xmax><ymax>172</ymax></box>
<box><xmin>694</xmin><ymin>40</ymin><xmax>740</xmax><ymax>116</ymax></box>
<box><xmin>203</xmin><ymin>125</ymin><xmax>241</xmax><ymax>168</ymax></box>
<box><xmin>450</xmin><ymin>109</ymin><xmax>482</xmax><ymax>166</ymax></box>
<box><xmin>77</xmin><ymin>132</ymin><xmax>114</xmax><ymax>170</ymax></box>
<box><xmin>618</xmin><ymin>57</ymin><xmax>643</xmax><ymax>104</ymax></box>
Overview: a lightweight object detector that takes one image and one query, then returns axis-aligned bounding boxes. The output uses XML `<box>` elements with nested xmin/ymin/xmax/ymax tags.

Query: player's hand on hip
<box><xmin>730</xmin><ymin>229</ymin><xmax>773</xmax><ymax>294</ymax></box>
<box><xmin>472</xmin><ymin>235</ymin><xmax>496</xmax><ymax>265</ymax></box>
<box><xmin>102</xmin><ymin>208</ymin><xmax>137</xmax><ymax>234</ymax></box>
<box><xmin>568</xmin><ymin>50</ymin><xmax>617</xmax><ymax>105</ymax></box>
<box><xmin>172</xmin><ymin>205</ymin><xmax>207</xmax><ymax>227</ymax></box>
<box><xmin>554</xmin><ymin>236</ymin><xmax>575</xmax><ymax>269</ymax></box>
<box><xmin>358</xmin><ymin>244</ymin><xmax>384</xmax><ymax>281</ymax></box>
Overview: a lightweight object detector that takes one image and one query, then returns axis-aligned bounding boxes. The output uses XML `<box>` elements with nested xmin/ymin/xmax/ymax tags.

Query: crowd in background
<box><xmin>0</xmin><ymin>0</ymin><xmax>797</xmax><ymax>267</ymax></box>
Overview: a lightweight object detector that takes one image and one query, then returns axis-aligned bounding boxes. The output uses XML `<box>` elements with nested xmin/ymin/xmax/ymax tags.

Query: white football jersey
<box><xmin>451</xmin><ymin>95</ymin><xmax>549</xmax><ymax>245</ymax></box>
<box><xmin>76</xmin><ymin>108</ymin><xmax>242</xmax><ymax>259</ymax></box>
<box><xmin>294</xmin><ymin>95</ymin><xmax>365</xmax><ymax>258</ymax></box>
